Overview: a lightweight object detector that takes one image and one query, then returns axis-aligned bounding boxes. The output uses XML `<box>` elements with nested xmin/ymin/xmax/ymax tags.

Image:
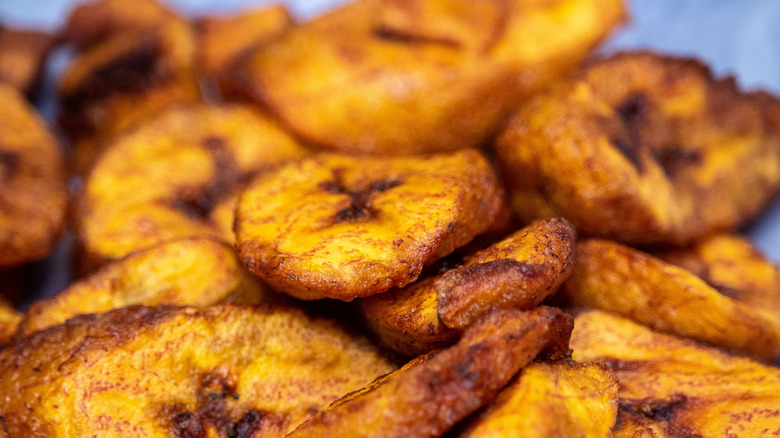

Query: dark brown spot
<box><xmin>618</xmin><ymin>394</ymin><xmax>689</xmax><ymax>422</ymax></box>
<box><xmin>328</xmin><ymin>177</ymin><xmax>403</xmax><ymax>224</ymax></box>
<box><xmin>653</xmin><ymin>145</ymin><xmax>702</xmax><ymax>177</ymax></box>
<box><xmin>613</xmin><ymin>93</ymin><xmax>652</xmax><ymax>173</ymax></box>
<box><xmin>0</xmin><ymin>151</ymin><xmax>19</xmax><ymax>182</ymax></box>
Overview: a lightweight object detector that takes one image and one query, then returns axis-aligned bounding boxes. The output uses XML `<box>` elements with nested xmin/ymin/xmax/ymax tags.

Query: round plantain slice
<box><xmin>571</xmin><ymin>309</ymin><xmax>780</xmax><ymax>438</ymax></box>
<box><xmin>0</xmin><ymin>304</ymin><xmax>395</xmax><ymax>437</ymax></box>
<box><xmin>288</xmin><ymin>306</ymin><xmax>573</xmax><ymax>437</ymax></box>
<box><xmin>235</xmin><ymin>149</ymin><xmax>507</xmax><ymax>301</ymax></box>
<box><xmin>558</xmin><ymin>238</ymin><xmax>780</xmax><ymax>362</ymax></box>
<box><xmin>361</xmin><ymin>217</ymin><xmax>575</xmax><ymax>356</ymax></box>
<box><xmin>496</xmin><ymin>52</ymin><xmax>780</xmax><ymax>246</ymax></box>
<box><xmin>16</xmin><ymin>238</ymin><xmax>270</xmax><ymax>337</ymax></box>
<box><xmin>227</xmin><ymin>0</ymin><xmax>625</xmax><ymax>155</ymax></box>
<box><xmin>0</xmin><ymin>296</ymin><xmax>20</xmax><ymax>346</ymax></box>
<box><xmin>0</xmin><ymin>83</ymin><xmax>67</xmax><ymax>268</ymax></box>
<box><xmin>74</xmin><ymin>103</ymin><xmax>307</xmax><ymax>269</ymax></box>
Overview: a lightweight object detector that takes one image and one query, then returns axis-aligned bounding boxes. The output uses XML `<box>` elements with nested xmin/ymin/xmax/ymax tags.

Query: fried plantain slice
<box><xmin>361</xmin><ymin>217</ymin><xmax>575</xmax><ymax>356</ymax></box>
<box><xmin>16</xmin><ymin>238</ymin><xmax>269</xmax><ymax>337</ymax></box>
<box><xmin>457</xmin><ymin>360</ymin><xmax>618</xmax><ymax>437</ymax></box>
<box><xmin>0</xmin><ymin>25</ymin><xmax>53</xmax><ymax>97</ymax></box>
<box><xmin>0</xmin><ymin>296</ymin><xmax>20</xmax><ymax>345</ymax></box>
<box><xmin>0</xmin><ymin>304</ymin><xmax>395</xmax><ymax>437</ymax></box>
<box><xmin>558</xmin><ymin>238</ymin><xmax>780</xmax><ymax>362</ymax></box>
<box><xmin>496</xmin><ymin>52</ymin><xmax>780</xmax><ymax>246</ymax></box>
<box><xmin>571</xmin><ymin>309</ymin><xmax>780</xmax><ymax>438</ymax></box>
<box><xmin>228</xmin><ymin>0</ymin><xmax>625</xmax><ymax>155</ymax></box>
<box><xmin>288</xmin><ymin>306</ymin><xmax>573</xmax><ymax>437</ymax></box>
<box><xmin>0</xmin><ymin>84</ymin><xmax>66</xmax><ymax>268</ymax></box>
<box><xmin>74</xmin><ymin>104</ymin><xmax>307</xmax><ymax>269</ymax></box>
<box><xmin>236</xmin><ymin>149</ymin><xmax>506</xmax><ymax>301</ymax></box>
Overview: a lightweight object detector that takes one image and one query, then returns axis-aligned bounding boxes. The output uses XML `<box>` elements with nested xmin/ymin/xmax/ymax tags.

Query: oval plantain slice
<box><xmin>74</xmin><ymin>104</ymin><xmax>308</xmax><ymax>269</ymax></box>
<box><xmin>456</xmin><ymin>360</ymin><xmax>619</xmax><ymax>437</ymax></box>
<box><xmin>496</xmin><ymin>52</ymin><xmax>780</xmax><ymax>246</ymax></box>
<box><xmin>0</xmin><ymin>25</ymin><xmax>53</xmax><ymax>97</ymax></box>
<box><xmin>0</xmin><ymin>304</ymin><xmax>395</xmax><ymax>437</ymax></box>
<box><xmin>571</xmin><ymin>309</ymin><xmax>780</xmax><ymax>438</ymax></box>
<box><xmin>16</xmin><ymin>238</ymin><xmax>270</xmax><ymax>337</ymax></box>
<box><xmin>0</xmin><ymin>83</ymin><xmax>66</xmax><ymax>268</ymax></box>
<box><xmin>227</xmin><ymin>0</ymin><xmax>625</xmax><ymax>155</ymax></box>
<box><xmin>0</xmin><ymin>296</ymin><xmax>20</xmax><ymax>345</ymax></box>
<box><xmin>288</xmin><ymin>306</ymin><xmax>573</xmax><ymax>437</ymax></box>
<box><xmin>361</xmin><ymin>217</ymin><xmax>575</xmax><ymax>356</ymax></box>
<box><xmin>558</xmin><ymin>238</ymin><xmax>780</xmax><ymax>362</ymax></box>
<box><xmin>235</xmin><ymin>149</ymin><xmax>506</xmax><ymax>301</ymax></box>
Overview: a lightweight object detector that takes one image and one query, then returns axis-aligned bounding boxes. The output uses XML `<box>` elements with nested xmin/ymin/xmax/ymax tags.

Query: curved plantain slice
<box><xmin>558</xmin><ymin>238</ymin><xmax>780</xmax><ymax>362</ymax></box>
<box><xmin>74</xmin><ymin>104</ymin><xmax>307</xmax><ymax>269</ymax></box>
<box><xmin>571</xmin><ymin>309</ymin><xmax>780</xmax><ymax>438</ymax></box>
<box><xmin>457</xmin><ymin>360</ymin><xmax>618</xmax><ymax>437</ymax></box>
<box><xmin>0</xmin><ymin>84</ymin><xmax>67</xmax><ymax>268</ymax></box>
<box><xmin>228</xmin><ymin>0</ymin><xmax>625</xmax><ymax>155</ymax></box>
<box><xmin>0</xmin><ymin>305</ymin><xmax>395</xmax><ymax>437</ymax></box>
<box><xmin>496</xmin><ymin>52</ymin><xmax>780</xmax><ymax>246</ymax></box>
<box><xmin>16</xmin><ymin>238</ymin><xmax>269</xmax><ymax>337</ymax></box>
<box><xmin>0</xmin><ymin>25</ymin><xmax>53</xmax><ymax>97</ymax></box>
<box><xmin>361</xmin><ymin>217</ymin><xmax>575</xmax><ymax>356</ymax></box>
<box><xmin>236</xmin><ymin>149</ymin><xmax>506</xmax><ymax>301</ymax></box>
<box><xmin>288</xmin><ymin>306</ymin><xmax>573</xmax><ymax>437</ymax></box>
<box><xmin>0</xmin><ymin>297</ymin><xmax>20</xmax><ymax>346</ymax></box>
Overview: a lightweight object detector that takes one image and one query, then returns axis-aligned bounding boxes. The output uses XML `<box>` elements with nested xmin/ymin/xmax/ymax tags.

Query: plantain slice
<box><xmin>228</xmin><ymin>0</ymin><xmax>625</xmax><ymax>155</ymax></box>
<box><xmin>0</xmin><ymin>296</ymin><xmax>20</xmax><ymax>345</ymax></box>
<box><xmin>236</xmin><ymin>149</ymin><xmax>506</xmax><ymax>301</ymax></box>
<box><xmin>558</xmin><ymin>238</ymin><xmax>780</xmax><ymax>362</ymax></box>
<box><xmin>0</xmin><ymin>84</ymin><xmax>67</xmax><ymax>268</ymax></box>
<box><xmin>457</xmin><ymin>360</ymin><xmax>619</xmax><ymax>437</ymax></box>
<box><xmin>496</xmin><ymin>52</ymin><xmax>780</xmax><ymax>246</ymax></box>
<box><xmin>288</xmin><ymin>306</ymin><xmax>573</xmax><ymax>437</ymax></box>
<box><xmin>361</xmin><ymin>217</ymin><xmax>575</xmax><ymax>356</ymax></box>
<box><xmin>571</xmin><ymin>309</ymin><xmax>780</xmax><ymax>438</ymax></box>
<box><xmin>16</xmin><ymin>238</ymin><xmax>270</xmax><ymax>337</ymax></box>
<box><xmin>0</xmin><ymin>25</ymin><xmax>53</xmax><ymax>97</ymax></box>
<box><xmin>0</xmin><ymin>304</ymin><xmax>395</xmax><ymax>437</ymax></box>
<box><xmin>74</xmin><ymin>104</ymin><xmax>307</xmax><ymax>269</ymax></box>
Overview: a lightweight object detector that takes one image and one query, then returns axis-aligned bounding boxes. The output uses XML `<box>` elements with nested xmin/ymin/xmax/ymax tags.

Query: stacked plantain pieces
<box><xmin>4</xmin><ymin>0</ymin><xmax>780</xmax><ymax>436</ymax></box>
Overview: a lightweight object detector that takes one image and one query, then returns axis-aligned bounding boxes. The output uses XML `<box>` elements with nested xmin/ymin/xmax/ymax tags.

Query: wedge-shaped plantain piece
<box><xmin>559</xmin><ymin>239</ymin><xmax>780</xmax><ymax>362</ymax></box>
<box><xmin>74</xmin><ymin>104</ymin><xmax>307</xmax><ymax>269</ymax></box>
<box><xmin>16</xmin><ymin>238</ymin><xmax>269</xmax><ymax>337</ymax></box>
<box><xmin>572</xmin><ymin>309</ymin><xmax>780</xmax><ymax>438</ymax></box>
<box><xmin>288</xmin><ymin>306</ymin><xmax>573</xmax><ymax>437</ymax></box>
<box><xmin>0</xmin><ymin>25</ymin><xmax>53</xmax><ymax>97</ymax></box>
<box><xmin>0</xmin><ymin>305</ymin><xmax>395</xmax><ymax>437</ymax></box>
<box><xmin>0</xmin><ymin>296</ymin><xmax>20</xmax><ymax>345</ymax></box>
<box><xmin>0</xmin><ymin>84</ymin><xmax>66</xmax><ymax>268</ymax></box>
<box><xmin>361</xmin><ymin>217</ymin><xmax>575</xmax><ymax>356</ymax></box>
<box><xmin>457</xmin><ymin>360</ymin><xmax>618</xmax><ymax>437</ymax></box>
<box><xmin>497</xmin><ymin>52</ymin><xmax>780</xmax><ymax>246</ymax></box>
<box><xmin>236</xmin><ymin>149</ymin><xmax>506</xmax><ymax>301</ymax></box>
<box><xmin>228</xmin><ymin>0</ymin><xmax>625</xmax><ymax>155</ymax></box>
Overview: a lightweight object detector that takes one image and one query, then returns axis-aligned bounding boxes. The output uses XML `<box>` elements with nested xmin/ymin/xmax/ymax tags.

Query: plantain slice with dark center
<box><xmin>235</xmin><ymin>149</ymin><xmax>507</xmax><ymax>301</ymax></box>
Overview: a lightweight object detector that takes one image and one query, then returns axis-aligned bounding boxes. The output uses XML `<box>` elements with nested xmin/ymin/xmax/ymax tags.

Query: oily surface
<box><xmin>0</xmin><ymin>26</ymin><xmax>53</xmax><ymax>96</ymax></box>
<box><xmin>236</xmin><ymin>149</ymin><xmax>506</xmax><ymax>301</ymax></box>
<box><xmin>0</xmin><ymin>305</ymin><xmax>395</xmax><ymax>437</ymax></box>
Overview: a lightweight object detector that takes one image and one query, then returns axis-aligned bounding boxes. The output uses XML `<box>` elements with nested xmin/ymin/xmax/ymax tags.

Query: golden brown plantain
<box><xmin>0</xmin><ymin>296</ymin><xmax>20</xmax><ymax>346</ymax></box>
<box><xmin>0</xmin><ymin>25</ymin><xmax>53</xmax><ymax>97</ymax></box>
<box><xmin>0</xmin><ymin>304</ymin><xmax>395</xmax><ymax>437</ymax></box>
<box><xmin>0</xmin><ymin>83</ymin><xmax>66</xmax><ymax>268</ymax></box>
<box><xmin>457</xmin><ymin>360</ymin><xmax>619</xmax><ymax>437</ymax></box>
<box><xmin>74</xmin><ymin>104</ymin><xmax>307</xmax><ymax>269</ymax></box>
<box><xmin>16</xmin><ymin>238</ymin><xmax>269</xmax><ymax>337</ymax></box>
<box><xmin>228</xmin><ymin>0</ymin><xmax>625</xmax><ymax>154</ymax></box>
<box><xmin>288</xmin><ymin>306</ymin><xmax>573</xmax><ymax>437</ymax></box>
<box><xmin>361</xmin><ymin>217</ymin><xmax>575</xmax><ymax>356</ymax></box>
<box><xmin>236</xmin><ymin>149</ymin><xmax>506</xmax><ymax>301</ymax></box>
<box><xmin>558</xmin><ymin>238</ymin><xmax>780</xmax><ymax>362</ymax></box>
<box><xmin>572</xmin><ymin>309</ymin><xmax>780</xmax><ymax>438</ymax></box>
<box><xmin>496</xmin><ymin>52</ymin><xmax>780</xmax><ymax>246</ymax></box>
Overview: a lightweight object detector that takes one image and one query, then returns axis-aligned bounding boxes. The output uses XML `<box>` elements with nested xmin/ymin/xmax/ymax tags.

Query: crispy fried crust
<box><xmin>0</xmin><ymin>84</ymin><xmax>66</xmax><ymax>268</ymax></box>
<box><xmin>559</xmin><ymin>238</ymin><xmax>780</xmax><ymax>361</ymax></box>
<box><xmin>0</xmin><ymin>305</ymin><xmax>395</xmax><ymax>437</ymax></box>
<box><xmin>361</xmin><ymin>217</ymin><xmax>575</xmax><ymax>356</ymax></box>
<box><xmin>236</xmin><ymin>149</ymin><xmax>506</xmax><ymax>301</ymax></box>
<box><xmin>16</xmin><ymin>238</ymin><xmax>269</xmax><ymax>336</ymax></box>
<box><xmin>497</xmin><ymin>52</ymin><xmax>780</xmax><ymax>245</ymax></box>
<box><xmin>457</xmin><ymin>361</ymin><xmax>619</xmax><ymax>437</ymax></box>
<box><xmin>0</xmin><ymin>296</ymin><xmax>20</xmax><ymax>345</ymax></box>
<box><xmin>288</xmin><ymin>306</ymin><xmax>573</xmax><ymax>437</ymax></box>
<box><xmin>571</xmin><ymin>309</ymin><xmax>780</xmax><ymax>438</ymax></box>
<box><xmin>0</xmin><ymin>26</ymin><xmax>53</xmax><ymax>96</ymax></box>
<box><xmin>74</xmin><ymin>104</ymin><xmax>307</xmax><ymax>269</ymax></box>
<box><xmin>228</xmin><ymin>0</ymin><xmax>625</xmax><ymax>154</ymax></box>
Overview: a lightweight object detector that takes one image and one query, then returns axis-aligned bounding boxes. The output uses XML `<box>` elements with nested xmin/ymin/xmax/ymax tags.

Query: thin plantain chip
<box><xmin>236</xmin><ymin>149</ymin><xmax>507</xmax><ymax>301</ymax></box>
<box><xmin>0</xmin><ymin>25</ymin><xmax>53</xmax><ymax>97</ymax></box>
